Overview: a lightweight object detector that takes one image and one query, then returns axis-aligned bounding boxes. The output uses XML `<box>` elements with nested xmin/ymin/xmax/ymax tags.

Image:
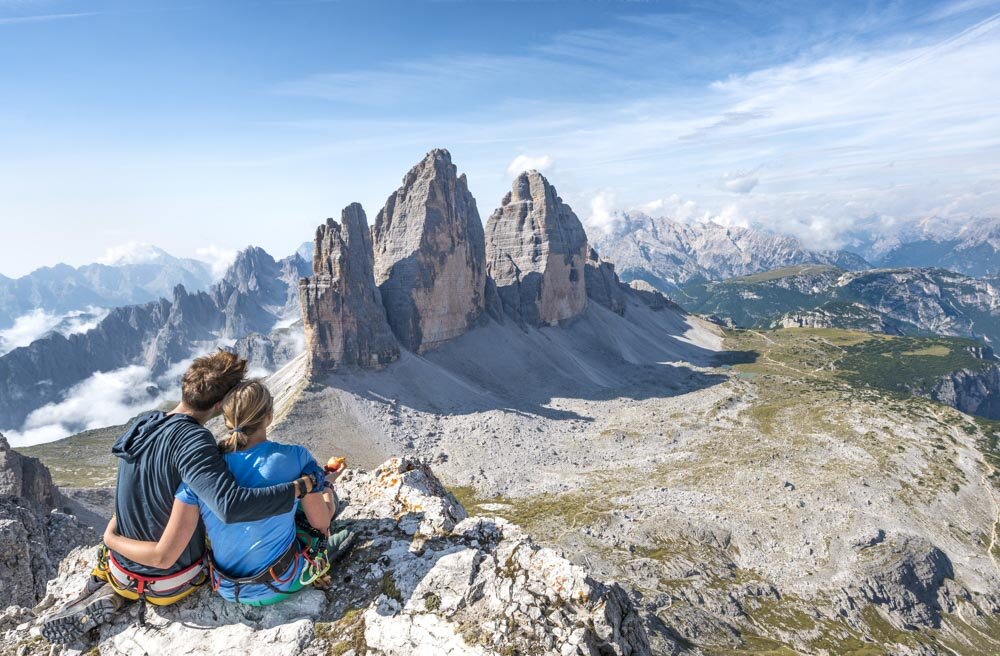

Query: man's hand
<box><xmin>103</xmin><ymin>514</ymin><xmax>118</xmax><ymax>545</ymax></box>
<box><xmin>300</xmin><ymin>461</ymin><xmax>326</xmax><ymax>495</ymax></box>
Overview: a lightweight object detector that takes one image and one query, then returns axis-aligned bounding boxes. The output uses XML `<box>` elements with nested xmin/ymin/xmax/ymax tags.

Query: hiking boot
<box><xmin>39</xmin><ymin>583</ymin><xmax>126</xmax><ymax>644</ymax></box>
<box><xmin>327</xmin><ymin>529</ymin><xmax>356</xmax><ymax>565</ymax></box>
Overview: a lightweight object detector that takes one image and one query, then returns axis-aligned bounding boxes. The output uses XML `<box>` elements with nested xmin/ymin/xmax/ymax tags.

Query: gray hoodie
<box><xmin>111</xmin><ymin>411</ymin><xmax>298</xmax><ymax>576</ymax></box>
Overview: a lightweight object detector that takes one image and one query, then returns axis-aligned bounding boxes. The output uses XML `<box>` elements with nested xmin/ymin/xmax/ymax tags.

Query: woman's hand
<box><xmin>324</xmin><ymin>456</ymin><xmax>346</xmax><ymax>484</ymax></box>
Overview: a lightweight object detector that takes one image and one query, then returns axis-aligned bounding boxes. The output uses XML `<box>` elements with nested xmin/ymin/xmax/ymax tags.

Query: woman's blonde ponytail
<box><xmin>219</xmin><ymin>380</ymin><xmax>273</xmax><ymax>453</ymax></box>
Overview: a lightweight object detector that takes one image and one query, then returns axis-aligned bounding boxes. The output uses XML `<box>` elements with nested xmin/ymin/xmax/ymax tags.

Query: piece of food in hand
<box><xmin>325</xmin><ymin>456</ymin><xmax>347</xmax><ymax>472</ymax></box>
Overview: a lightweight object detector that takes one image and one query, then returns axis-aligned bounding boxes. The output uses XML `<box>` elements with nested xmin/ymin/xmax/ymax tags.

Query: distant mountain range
<box><xmin>0</xmin><ymin>246</ymin><xmax>217</xmax><ymax>330</ymax></box>
<box><xmin>591</xmin><ymin>213</ymin><xmax>1000</xmax><ymax>293</ymax></box>
<box><xmin>0</xmin><ymin>247</ymin><xmax>309</xmax><ymax>432</ymax></box>
<box><xmin>590</xmin><ymin>212</ymin><xmax>870</xmax><ymax>293</ymax></box>
<box><xmin>2</xmin><ymin>198</ymin><xmax>997</xmax><ymax>441</ymax></box>
<box><xmin>849</xmin><ymin>217</ymin><xmax>1000</xmax><ymax>278</ymax></box>
<box><xmin>680</xmin><ymin>265</ymin><xmax>1000</xmax><ymax>345</ymax></box>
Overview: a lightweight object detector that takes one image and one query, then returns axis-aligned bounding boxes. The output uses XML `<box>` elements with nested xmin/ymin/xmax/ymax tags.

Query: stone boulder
<box><xmin>0</xmin><ymin>434</ymin><xmax>59</xmax><ymax>510</ymax></box>
<box><xmin>584</xmin><ymin>248</ymin><xmax>626</xmax><ymax>316</ymax></box>
<box><xmin>9</xmin><ymin>458</ymin><xmax>652</xmax><ymax>656</ymax></box>
<box><xmin>372</xmin><ymin>149</ymin><xmax>487</xmax><ymax>353</ymax></box>
<box><xmin>300</xmin><ymin>204</ymin><xmax>400</xmax><ymax>374</ymax></box>
<box><xmin>486</xmin><ymin>171</ymin><xmax>589</xmax><ymax>326</ymax></box>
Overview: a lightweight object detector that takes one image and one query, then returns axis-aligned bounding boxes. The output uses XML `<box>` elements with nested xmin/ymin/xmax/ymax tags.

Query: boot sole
<box><xmin>39</xmin><ymin>595</ymin><xmax>120</xmax><ymax>644</ymax></box>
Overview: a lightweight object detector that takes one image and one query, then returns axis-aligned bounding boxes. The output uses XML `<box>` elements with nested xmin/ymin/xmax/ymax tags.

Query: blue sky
<box><xmin>2</xmin><ymin>0</ymin><xmax>999</xmax><ymax>277</ymax></box>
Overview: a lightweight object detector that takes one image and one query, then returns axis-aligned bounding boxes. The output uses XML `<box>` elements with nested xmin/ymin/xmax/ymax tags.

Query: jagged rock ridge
<box><xmin>485</xmin><ymin>171</ymin><xmax>589</xmax><ymax>326</ymax></box>
<box><xmin>2</xmin><ymin>456</ymin><xmax>653</xmax><ymax>656</ymax></box>
<box><xmin>591</xmin><ymin>211</ymin><xmax>869</xmax><ymax>293</ymax></box>
<box><xmin>372</xmin><ymin>149</ymin><xmax>487</xmax><ymax>353</ymax></box>
<box><xmin>300</xmin><ymin>204</ymin><xmax>399</xmax><ymax>373</ymax></box>
<box><xmin>0</xmin><ymin>248</ymin><xmax>310</xmax><ymax>430</ymax></box>
<box><xmin>0</xmin><ymin>247</ymin><xmax>216</xmax><ymax>330</ymax></box>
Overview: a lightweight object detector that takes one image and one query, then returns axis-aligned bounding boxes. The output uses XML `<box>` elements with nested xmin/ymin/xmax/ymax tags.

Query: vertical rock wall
<box><xmin>300</xmin><ymin>203</ymin><xmax>399</xmax><ymax>373</ymax></box>
<box><xmin>485</xmin><ymin>171</ymin><xmax>588</xmax><ymax>326</ymax></box>
<box><xmin>372</xmin><ymin>149</ymin><xmax>486</xmax><ymax>353</ymax></box>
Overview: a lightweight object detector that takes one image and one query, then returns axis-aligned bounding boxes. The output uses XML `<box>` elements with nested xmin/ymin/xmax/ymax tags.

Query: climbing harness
<box><xmin>206</xmin><ymin>520</ymin><xmax>331</xmax><ymax>604</ymax></box>
<box><xmin>96</xmin><ymin>545</ymin><xmax>206</xmax><ymax>625</ymax></box>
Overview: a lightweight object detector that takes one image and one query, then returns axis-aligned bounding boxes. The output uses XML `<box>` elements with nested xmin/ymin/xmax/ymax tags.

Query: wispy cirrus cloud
<box><xmin>0</xmin><ymin>11</ymin><xmax>96</xmax><ymax>25</ymax></box>
<box><xmin>265</xmin><ymin>5</ymin><xmax>1000</xmax><ymax>250</ymax></box>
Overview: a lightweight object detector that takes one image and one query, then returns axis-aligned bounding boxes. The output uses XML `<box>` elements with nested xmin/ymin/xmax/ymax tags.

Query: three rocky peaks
<box><xmin>300</xmin><ymin>148</ymin><xmax>639</xmax><ymax>374</ymax></box>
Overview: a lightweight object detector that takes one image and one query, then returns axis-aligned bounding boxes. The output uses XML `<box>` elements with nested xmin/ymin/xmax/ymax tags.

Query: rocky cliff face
<box><xmin>485</xmin><ymin>171</ymin><xmax>588</xmax><ymax>326</ymax></box>
<box><xmin>929</xmin><ymin>363</ymin><xmax>1000</xmax><ymax>419</ymax></box>
<box><xmin>0</xmin><ymin>434</ymin><xmax>94</xmax><ymax>609</ymax></box>
<box><xmin>775</xmin><ymin>302</ymin><xmax>909</xmax><ymax>334</ymax></box>
<box><xmin>584</xmin><ymin>248</ymin><xmax>627</xmax><ymax>315</ymax></box>
<box><xmin>372</xmin><ymin>149</ymin><xmax>487</xmax><ymax>353</ymax></box>
<box><xmin>213</xmin><ymin>247</ymin><xmax>309</xmax><ymax>339</ymax></box>
<box><xmin>300</xmin><ymin>204</ymin><xmax>399</xmax><ymax>374</ymax></box>
<box><xmin>4</xmin><ymin>457</ymin><xmax>653</xmax><ymax>656</ymax></box>
<box><xmin>0</xmin><ymin>434</ymin><xmax>61</xmax><ymax>509</ymax></box>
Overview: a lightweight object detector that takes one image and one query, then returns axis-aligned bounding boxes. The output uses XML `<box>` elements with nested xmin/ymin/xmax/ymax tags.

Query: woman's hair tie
<box><xmin>232</xmin><ymin>426</ymin><xmax>244</xmax><ymax>434</ymax></box>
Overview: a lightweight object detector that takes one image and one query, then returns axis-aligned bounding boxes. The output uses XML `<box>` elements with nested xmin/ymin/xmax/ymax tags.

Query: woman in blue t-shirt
<box><xmin>103</xmin><ymin>380</ymin><xmax>354</xmax><ymax>606</ymax></box>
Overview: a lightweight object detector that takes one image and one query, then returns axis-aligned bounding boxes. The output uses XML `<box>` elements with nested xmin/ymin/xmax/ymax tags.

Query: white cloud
<box><xmin>720</xmin><ymin>171</ymin><xmax>759</xmax><ymax>194</ymax></box>
<box><xmin>0</xmin><ymin>307</ymin><xmax>108</xmax><ymax>356</ymax></box>
<box><xmin>712</xmin><ymin>203</ymin><xmax>751</xmax><ymax>229</ymax></box>
<box><xmin>194</xmin><ymin>244</ymin><xmax>238</xmax><ymax>278</ymax></box>
<box><xmin>584</xmin><ymin>191</ymin><xmax>618</xmax><ymax>234</ymax></box>
<box><xmin>636</xmin><ymin>194</ymin><xmax>706</xmax><ymax>224</ymax></box>
<box><xmin>97</xmin><ymin>242</ymin><xmax>166</xmax><ymax>266</ymax></box>
<box><xmin>1</xmin><ymin>365</ymin><xmax>174</xmax><ymax>447</ymax></box>
<box><xmin>506</xmin><ymin>154</ymin><xmax>554</xmax><ymax>177</ymax></box>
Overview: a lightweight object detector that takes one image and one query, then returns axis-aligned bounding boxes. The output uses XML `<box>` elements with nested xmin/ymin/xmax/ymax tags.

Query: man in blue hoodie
<box><xmin>41</xmin><ymin>351</ymin><xmax>325</xmax><ymax>643</ymax></box>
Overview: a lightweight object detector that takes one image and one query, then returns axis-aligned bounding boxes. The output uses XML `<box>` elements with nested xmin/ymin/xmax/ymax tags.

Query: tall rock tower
<box><xmin>372</xmin><ymin>149</ymin><xmax>487</xmax><ymax>352</ymax></box>
<box><xmin>299</xmin><ymin>203</ymin><xmax>399</xmax><ymax>374</ymax></box>
<box><xmin>485</xmin><ymin>171</ymin><xmax>589</xmax><ymax>326</ymax></box>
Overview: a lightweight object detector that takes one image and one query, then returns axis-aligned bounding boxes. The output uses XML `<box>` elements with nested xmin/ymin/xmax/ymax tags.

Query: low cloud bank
<box><xmin>2</xmin><ymin>325</ymin><xmax>307</xmax><ymax>448</ymax></box>
<box><xmin>2</xmin><ymin>365</ymin><xmax>177</xmax><ymax>447</ymax></box>
<box><xmin>0</xmin><ymin>307</ymin><xmax>109</xmax><ymax>356</ymax></box>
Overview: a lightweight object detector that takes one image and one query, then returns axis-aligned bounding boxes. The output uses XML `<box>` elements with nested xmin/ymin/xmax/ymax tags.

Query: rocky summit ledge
<box><xmin>1</xmin><ymin>458</ymin><xmax>651</xmax><ymax>656</ymax></box>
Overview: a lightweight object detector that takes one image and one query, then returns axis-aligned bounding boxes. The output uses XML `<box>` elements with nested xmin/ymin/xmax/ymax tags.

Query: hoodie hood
<box><xmin>112</xmin><ymin>411</ymin><xmax>199</xmax><ymax>463</ymax></box>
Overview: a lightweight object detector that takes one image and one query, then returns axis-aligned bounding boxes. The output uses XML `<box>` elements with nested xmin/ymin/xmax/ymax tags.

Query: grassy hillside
<box><xmin>20</xmin><ymin>424</ymin><xmax>122</xmax><ymax>487</ymax></box>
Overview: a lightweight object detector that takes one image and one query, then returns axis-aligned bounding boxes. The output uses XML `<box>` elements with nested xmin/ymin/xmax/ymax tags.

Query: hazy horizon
<box><xmin>3</xmin><ymin>0</ymin><xmax>1000</xmax><ymax>277</ymax></box>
